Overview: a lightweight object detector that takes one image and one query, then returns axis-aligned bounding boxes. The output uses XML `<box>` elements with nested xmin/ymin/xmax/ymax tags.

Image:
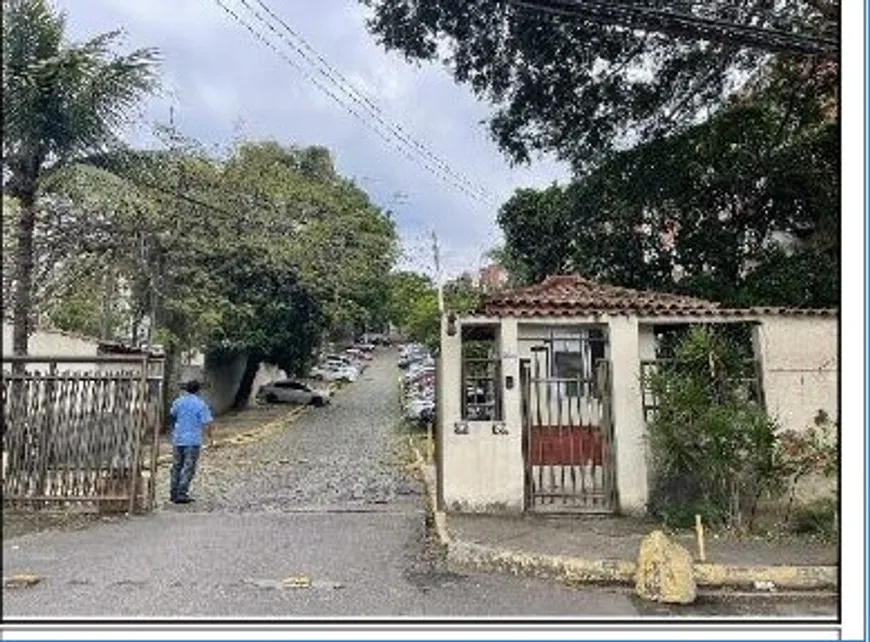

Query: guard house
<box><xmin>436</xmin><ymin>275</ymin><xmax>838</xmax><ymax>516</ymax></box>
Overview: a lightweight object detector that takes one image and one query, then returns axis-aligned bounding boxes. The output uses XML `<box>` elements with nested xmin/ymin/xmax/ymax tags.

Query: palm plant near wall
<box><xmin>2</xmin><ymin>0</ymin><xmax>159</xmax><ymax>354</ymax></box>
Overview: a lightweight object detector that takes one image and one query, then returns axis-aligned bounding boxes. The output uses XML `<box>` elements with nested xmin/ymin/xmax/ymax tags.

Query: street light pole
<box><xmin>431</xmin><ymin>229</ymin><xmax>444</xmax><ymax>314</ymax></box>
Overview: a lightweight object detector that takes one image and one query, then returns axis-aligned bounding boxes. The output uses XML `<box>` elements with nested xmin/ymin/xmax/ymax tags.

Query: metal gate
<box><xmin>520</xmin><ymin>333</ymin><xmax>616</xmax><ymax>513</ymax></box>
<box><xmin>2</xmin><ymin>355</ymin><xmax>165</xmax><ymax>513</ymax></box>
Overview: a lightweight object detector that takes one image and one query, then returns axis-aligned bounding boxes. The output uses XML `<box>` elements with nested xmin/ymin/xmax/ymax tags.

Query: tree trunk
<box><xmin>161</xmin><ymin>343</ymin><xmax>180</xmax><ymax>435</ymax></box>
<box><xmin>12</xmin><ymin>190</ymin><xmax>37</xmax><ymax>356</ymax></box>
<box><xmin>232</xmin><ymin>353</ymin><xmax>261</xmax><ymax>411</ymax></box>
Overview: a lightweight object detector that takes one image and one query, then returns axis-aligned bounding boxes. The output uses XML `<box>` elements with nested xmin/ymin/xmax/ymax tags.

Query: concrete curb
<box><xmin>411</xmin><ymin>450</ymin><xmax>838</xmax><ymax>593</ymax></box>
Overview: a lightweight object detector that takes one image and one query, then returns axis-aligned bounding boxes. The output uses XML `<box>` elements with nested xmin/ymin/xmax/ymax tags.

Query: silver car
<box><xmin>257</xmin><ymin>380</ymin><xmax>331</xmax><ymax>406</ymax></box>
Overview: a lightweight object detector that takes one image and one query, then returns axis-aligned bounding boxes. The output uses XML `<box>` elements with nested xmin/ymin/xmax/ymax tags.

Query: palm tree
<box><xmin>2</xmin><ymin>0</ymin><xmax>159</xmax><ymax>354</ymax></box>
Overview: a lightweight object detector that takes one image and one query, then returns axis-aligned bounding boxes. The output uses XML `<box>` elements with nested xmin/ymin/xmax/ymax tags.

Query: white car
<box><xmin>325</xmin><ymin>360</ymin><xmax>361</xmax><ymax>377</ymax></box>
<box><xmin>311</xmin><ymin>364</ymin><xmax>358</xmax><ymax>382</ymax></box>
<box><xmin>257</xmin><ymin>380</ymin><xmax>331</xmax><ymax>406</ymax></box>
<box><xmin>325</xmin><ymin>354</ymin><xmax>363</xmax><ymax>371</ymax></box>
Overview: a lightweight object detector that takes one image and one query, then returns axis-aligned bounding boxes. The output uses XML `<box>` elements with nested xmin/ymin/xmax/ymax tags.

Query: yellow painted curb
<box><xmin>155</xmin><ymin>400</ymin><xmax>318</xmax><ymax>467</ymax></box>
<box><xmin>410</xmin><ymin>441</ymin><xmax>451</xmax><ymax>548</ymax></box>
<box><xmin>693</xmin><ymin>562</ymin><xmax>837</xmax><ymax>590</ymax></box>
<box><xmin>413</xmin><ymin>452</ymin><xmax>837</xmax><ymax>591</ymax></box>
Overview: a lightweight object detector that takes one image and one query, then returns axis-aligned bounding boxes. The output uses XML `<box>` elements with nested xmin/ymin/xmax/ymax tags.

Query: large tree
<box><xmin>362</xmin><ymin>0</ymin><xmax>836</xmax><ymax>171</ymax></box>
<box><xmin>498</xmin><ymin>59</ymin><xmax>838</xmax><ymax>308</ymax></box>
<box><xmin>2</xmin><ymin>0</ymin><xmax>159</xmax><ymax>354</ymax></box>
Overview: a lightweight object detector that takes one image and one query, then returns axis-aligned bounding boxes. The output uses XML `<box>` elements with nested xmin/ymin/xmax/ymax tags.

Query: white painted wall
<box><xmin>608</xmin><ymin>316</ymin><xmax>648</xmax><ymax>516</ymax></box>
<box><xmin>249</xmin><ymin>362</ymin><xmax>287</xmax><ymax>405</ymax></box>
<box><xmin>439</xmin><ymin>317</ymin><xmax>525</xmax><ymax>512</ymax></box>
<box><xmin>2</xmin><ymin>323</ymin><xmax>100</xmax><ymax>372</ymax></box>
<box><xmin>753</xmin><ymin>316</ymin><xmax>838</xmax><ymax>433</ymax></box>
<box><xmin>439</xmin><ymin>313</ymin><xmax>838</xmax><ymax>516</ymax></box>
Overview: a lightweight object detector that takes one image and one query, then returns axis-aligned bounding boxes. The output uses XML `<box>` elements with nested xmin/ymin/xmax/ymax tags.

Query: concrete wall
<box><xmin>2</xmin><ymin>323</ymin><xmax>100</xmax><ymax>372</ymax></box>
<box><xmin>179</xmin><ymin>356</ymin><xmax>287</xmax><ymax>417</ymax></box>
<box><xmin>179</xmin><ymin>353</ymin><xmax>246</xmax><ymax>417</ymax></box>
<box><xmin>439</xmin><ymin>316</ymin><xmax>525</xmax><ymax>512</ymax></box>
<box><xmin>753</xmin><ymin>315</ymin><xmax>838</xmax><ymax>505</ymax></box>
<box><xmin>607</xmin><ymin>317</ymin><xmax>648</xmax><ymax>516</ymax></box>
<box><xmin>753</xmin><ymin>316</ymin><xmax>838</xmax><ymax>433</ymax></box>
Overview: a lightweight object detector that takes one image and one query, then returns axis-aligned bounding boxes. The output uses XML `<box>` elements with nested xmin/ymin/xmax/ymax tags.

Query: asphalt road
<box><xmin>2</xmin><ymin>351</ymin><xmax>837</xmax><ymax>620</ymax></box>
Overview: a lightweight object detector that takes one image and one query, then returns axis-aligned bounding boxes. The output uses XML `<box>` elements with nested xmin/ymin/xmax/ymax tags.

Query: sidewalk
<box><xmin>447</xmin><ymin>513</ymin><xmax>838</xmax><ymax>567</ymax></box>
<box><xmin>416</xmin><ymin>460</ymin><xmax>838</xmax><ymax>592</ymax></box>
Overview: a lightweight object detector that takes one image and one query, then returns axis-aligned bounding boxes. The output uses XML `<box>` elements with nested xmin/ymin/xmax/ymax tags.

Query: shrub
<box><xmin>774</xmin><ymin>410</ymin><xmax>838</xmax><ymax>526</ymax></box>
<box><xmin>644</xmin><ymin>326</ymin><xmax>780</xmax><ymax>530</ymax></box>
<box><xmin>789</xmin><ymin>497</ymin><xmax>838</xmax><ymax>536</ymax></box>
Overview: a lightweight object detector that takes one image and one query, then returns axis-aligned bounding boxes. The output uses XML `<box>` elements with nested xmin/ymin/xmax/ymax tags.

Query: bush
<box><xmin>645</xmin><ymin>326</ymin><xmax>780</xmax><ymax>530</ymax></box>
<box><xmin>789</xmin><ymin>497</ymin><xmax>838</xmax><ymax>536</ymax></box>
<box><xmin>774</xmin><ymin>410</ymin><xmax>838</xmax><ymax>528</ymax></box>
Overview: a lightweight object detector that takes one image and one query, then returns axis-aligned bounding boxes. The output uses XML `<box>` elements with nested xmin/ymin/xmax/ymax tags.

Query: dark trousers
<box><xmin>170</xmin><ymin>445</ymin><xmax>201</xmax><ymax>500</ymax></box>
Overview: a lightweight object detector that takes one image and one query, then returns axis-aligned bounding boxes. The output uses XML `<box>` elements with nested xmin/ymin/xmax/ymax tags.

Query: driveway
<box><xmin>2</xmin><ymin>351</ymin><xmax>836</xmax><ymax>619</ymax></box>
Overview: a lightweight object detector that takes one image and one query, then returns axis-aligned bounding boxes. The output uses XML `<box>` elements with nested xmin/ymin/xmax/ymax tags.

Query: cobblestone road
<box><xmin>152</xmin><ymin>352</ymin><xmax>419</xmax><ymax>512</ymax></box>
<box><xmin>2</xmin><ymin>351</ymin><xmax>837</xmax><ymax>621</ymax></box>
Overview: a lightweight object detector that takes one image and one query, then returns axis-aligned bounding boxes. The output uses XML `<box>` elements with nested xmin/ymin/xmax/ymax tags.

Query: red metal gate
<box><xmin>521</xmin><ymin>337</ymin><xmax>616</xmax><ymax>513</ymax></box>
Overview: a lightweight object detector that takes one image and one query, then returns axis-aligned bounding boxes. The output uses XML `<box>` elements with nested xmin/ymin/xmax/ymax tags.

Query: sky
<box><xmin>52</xmin><ymin>0</ymin><xmax>571</xmax><ymax>280</ymax></box>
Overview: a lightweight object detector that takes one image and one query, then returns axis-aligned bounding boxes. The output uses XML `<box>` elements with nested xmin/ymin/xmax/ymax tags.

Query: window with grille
<box><xmin>461</xmin><ymin>325</ymin><xmax>502</xmax><ymax>421</ymax></box>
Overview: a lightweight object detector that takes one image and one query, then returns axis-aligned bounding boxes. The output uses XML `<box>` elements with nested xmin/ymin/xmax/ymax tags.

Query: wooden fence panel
<box><xmin>2</xmin><ymin>356</ymin><xmax>164</xmax><ymax>513</ymax></box>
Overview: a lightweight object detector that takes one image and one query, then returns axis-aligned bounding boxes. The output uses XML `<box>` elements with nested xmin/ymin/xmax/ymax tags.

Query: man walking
<box><xmin>169</xmin><ymin>380</ymin><xmax>214</xmax><ymax>504</ymax></box>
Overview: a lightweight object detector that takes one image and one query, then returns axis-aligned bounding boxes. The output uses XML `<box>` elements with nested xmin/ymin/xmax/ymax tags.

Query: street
<box><xmin>2</xmin><ymin>352</ymin><xmax>836</xmax><ymax>619</ymax></box>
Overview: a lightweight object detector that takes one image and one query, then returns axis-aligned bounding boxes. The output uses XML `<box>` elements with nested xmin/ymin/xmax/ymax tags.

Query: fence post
<box><xmin>128</xmin><ymin>356</ymin><xmax>148</xmax><ymax>514</ymax></box>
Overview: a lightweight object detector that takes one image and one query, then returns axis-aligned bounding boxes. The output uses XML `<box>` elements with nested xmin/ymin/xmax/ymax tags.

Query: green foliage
<box><xmin>405</xmin><ymin>290</ymin><xmax>440</xmax><ymax>352</ymax></box>
<box><xmin>362</xmin><ymin>0</ymin><xmax>834</xmax><ymax>170</ymax></box>
<box><xmin>645</xmin><ymin>326</ymin><xmax>780</xmax><ymax>530</ymax></box>
<box><xmin>789</xmin><ymin>498</ymin><xmax>838</xmax><ymax>536</ymax></box>
<box><xmin>387</xmin><ymin>270</ymin><xmax>483</xmax><ymax>351</ymax></box>
<box><xmin>42</xmin><ymin>270</ymin><xmax>126</xmax><ymax>338</ymax></box>
<box><xmin>2</xmin><ymin>0</ymin><xmax>159</xmax><ymax>354</ymax></box>
<box><xmin>497</xmin><ymin>60</ymin><xmax>838</xmax><ymax>308</ymax></box>
<box><xmin>11</xmin><ymin>137</ymin><xmax>396</xmax><ymax>378</ymax></box>
<box><xmin>387</xmin><ymin>271</ymin><xmax>434</xmax><ymax>327</ymax></box>
<box><xmin>774</xmin><ymin>410</ymin><xmax>838</xmax><ymax>526</ymax></box>
<box><xmin>3</xmin><ymin>0</ymin><xmax>159</xmax><ymax>190</ymax></box>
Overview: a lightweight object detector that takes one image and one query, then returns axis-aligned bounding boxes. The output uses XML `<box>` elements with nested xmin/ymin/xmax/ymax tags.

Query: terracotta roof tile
<box><xmin>478</xmin><ymin>274</ymin><xmax>838</xmax><ymax>318</ymax></box>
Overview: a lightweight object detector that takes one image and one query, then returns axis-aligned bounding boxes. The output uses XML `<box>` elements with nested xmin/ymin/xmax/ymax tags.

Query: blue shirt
<box><xmin>170</xmin><ymin>393</ymin><xmax>214</xmax><ymax>446</ymax></box>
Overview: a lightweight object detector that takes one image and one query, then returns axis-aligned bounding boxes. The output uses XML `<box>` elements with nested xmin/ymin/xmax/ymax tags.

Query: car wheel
<box><xmin>312</xmin><ymin>397</ymin><xmax>325</xmax><ymax>407</ymax></box>
<box><xmin>265</xmin><ymin>393</ymin><xmax>278</xmax><ymax>403</ymax></box>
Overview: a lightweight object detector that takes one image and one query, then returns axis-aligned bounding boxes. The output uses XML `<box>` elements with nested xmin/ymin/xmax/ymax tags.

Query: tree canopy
<box><xmin>362</xmin><ymin>0</ymin><xmax>836</xmax><ymax>170</ymax></box>
<box><xmin>386</xmin><ymin>270</ymin><xmax>481</xmax><ymax>350</ymax></box>
<box><xmin>497</xmin><ymin>58</ymin><xmax>838</xmax><ymax>308</ymax></box>
<box><xmin>2</xmin><ymin>0</ymin><xmax>159</xmax><ymax>354</ymax></box>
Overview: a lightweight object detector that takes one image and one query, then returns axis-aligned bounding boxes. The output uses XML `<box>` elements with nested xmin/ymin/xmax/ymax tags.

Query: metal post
<box><xmin>128</xmin><ymin>356</ymin><xmax>148</xmax><ymax>514</ymax></box>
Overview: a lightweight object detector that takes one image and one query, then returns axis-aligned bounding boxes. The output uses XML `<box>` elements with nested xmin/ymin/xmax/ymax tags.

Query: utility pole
<box><xmin>431</xmin><ymin>229</ymin><xmax>444</xmax><ymax>314</ymax></box>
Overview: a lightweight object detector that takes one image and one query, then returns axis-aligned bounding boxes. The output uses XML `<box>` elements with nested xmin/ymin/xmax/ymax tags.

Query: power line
<box><xmin>246</xmin><ymin>0</ymin><xmax>496</xmax><ymax>204</ymax></box>
<box><xmin>211</xmin><ymin>0</ymin><xmax>496</xmax><ymax>206</ymax></box>
<box><xmin>509</xmin><ymin>0</ymin><xmax>838</xmax><ymax>55</ymax></box>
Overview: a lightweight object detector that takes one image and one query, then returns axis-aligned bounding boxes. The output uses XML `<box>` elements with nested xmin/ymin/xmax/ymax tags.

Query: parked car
<box><xmin>325</xmin><ymin>354</ymin><xmax>363</xmax><ymax>371</ymax></box>
<box><xmin>404</xmin><ymin>393</ymin><xmax>435</xmax><ymax>425</ymax></box>
<box><xmin>257</xmin><ymin>380</ymin><xmax>331</xmax><ymax>406</ymax></box>
<box><xmin>345</xmin><ymin>347</ymin><xmax>372</xmax><ymax>362</ymax></box>
<box><xmin>310</xmin><ymin>363</ymin><xmax>358</xmax><ymax>382</ymax></box>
